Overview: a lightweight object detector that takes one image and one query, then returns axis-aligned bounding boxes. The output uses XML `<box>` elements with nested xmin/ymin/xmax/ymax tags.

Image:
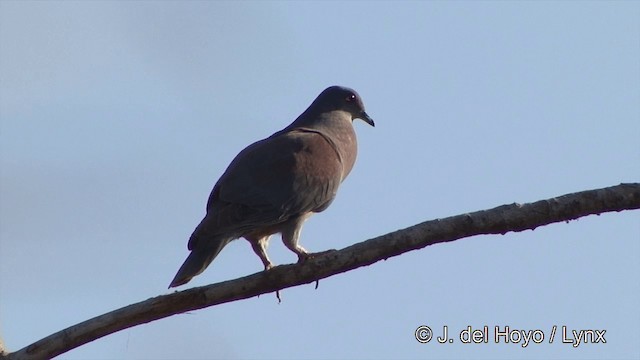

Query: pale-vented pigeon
<box><xmin>169</xmin><ymin>86</ymin><xmax>374</xmax><ymax>288</ymax></box>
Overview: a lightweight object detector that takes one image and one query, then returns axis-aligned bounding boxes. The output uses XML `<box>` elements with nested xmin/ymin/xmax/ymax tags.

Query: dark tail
<box><xmin>168</xmin><ymin>238</ymin><xmax>231</xmax><ymax>288</ymax></box>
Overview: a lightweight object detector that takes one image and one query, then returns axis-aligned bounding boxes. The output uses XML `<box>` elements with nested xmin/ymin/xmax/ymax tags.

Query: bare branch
<box><xmin>3</xmin><ymin>183</ymin><xmax>639</xmax><ymax>360</ymax></box>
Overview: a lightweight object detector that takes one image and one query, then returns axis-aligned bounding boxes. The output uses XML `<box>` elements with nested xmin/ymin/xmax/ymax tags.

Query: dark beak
<box><xmin>359</xmin><ymin>111</ymin><xmax>375</xmax><ymax>127</ymax></box>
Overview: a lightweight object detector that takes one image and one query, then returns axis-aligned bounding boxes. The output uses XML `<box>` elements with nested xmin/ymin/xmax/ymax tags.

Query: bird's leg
<box><xmin>247</xmin><ymin>235</ymin><xmax>282</xmax><ymax>302</ymax></box>
<box><xmin>281</xmin><ymin>221</ymin><xmax>310</xmax><ymax>263</ymax></box>
<box><xmin>247</xmin><ymin>235</ymin><xmax>274</xmax><ymax>270</ymax></box>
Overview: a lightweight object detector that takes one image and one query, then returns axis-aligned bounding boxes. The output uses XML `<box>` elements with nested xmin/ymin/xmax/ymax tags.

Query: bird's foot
<box><xmin>296</xmin><ymin>249</ymin><xmax>337</xmax><ymax>264</ymax></box>
<box><xmin>296</xmin><ymin>252</ymin><xmax>310</xmax><ymax>264</ymax></box>
<box><xmin>309</xmin><ymin>249</ymin><xmax>337</xmax><ymax>257</ymax></box>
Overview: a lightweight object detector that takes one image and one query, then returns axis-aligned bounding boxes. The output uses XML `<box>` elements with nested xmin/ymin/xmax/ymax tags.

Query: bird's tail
<box><xmin>168</xmin><ymin>238</ymin><xmax>231</xmax><ymax>288</ymax></box>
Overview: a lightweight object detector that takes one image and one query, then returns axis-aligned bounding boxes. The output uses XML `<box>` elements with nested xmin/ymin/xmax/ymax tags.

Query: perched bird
<box><xmin>169</xmin><ymin>86</ymin><xmax>374</xmax><ymax>288</ymax></box>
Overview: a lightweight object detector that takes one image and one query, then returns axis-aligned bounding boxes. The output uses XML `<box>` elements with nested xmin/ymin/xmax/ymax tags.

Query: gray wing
<box><xmin>188</xmin><ymin>129</ymin><xmax>343</xmax><ymax>250</ymax></box>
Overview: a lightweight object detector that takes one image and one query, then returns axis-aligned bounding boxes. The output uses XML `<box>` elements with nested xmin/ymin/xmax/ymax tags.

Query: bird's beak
<box><xmin>358</xmin><ymin>111</ymin><xmax>375</xmax><ymax>127</ymax></box>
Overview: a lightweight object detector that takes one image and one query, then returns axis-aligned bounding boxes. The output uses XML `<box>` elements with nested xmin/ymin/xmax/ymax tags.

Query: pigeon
<box><xmin>169</xmin><ymin>86</ymin><xmax>374</xmax><ymax>288</ymax></box>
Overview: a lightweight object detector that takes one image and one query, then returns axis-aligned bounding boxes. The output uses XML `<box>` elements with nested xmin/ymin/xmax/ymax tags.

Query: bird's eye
<box><xmin>346</xmin><ymin>94</ymin><xmax>356</xmax><ymax>102</ymax></box>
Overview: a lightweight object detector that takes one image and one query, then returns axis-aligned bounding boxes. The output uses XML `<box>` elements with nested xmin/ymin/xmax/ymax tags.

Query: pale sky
<box><xmin>1</xmin><ymin>1</ymin><xmax>639</xmax><ymax>359</ymax></box>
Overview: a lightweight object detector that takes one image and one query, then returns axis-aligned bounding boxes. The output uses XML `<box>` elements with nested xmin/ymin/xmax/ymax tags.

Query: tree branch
<box><xmin>3</xmin><ymin>183</ymin><xmax>639</xmax><ymax>360</ymax></box>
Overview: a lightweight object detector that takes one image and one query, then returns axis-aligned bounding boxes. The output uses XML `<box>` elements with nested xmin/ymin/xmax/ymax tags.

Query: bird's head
<box><xmin>311</xmin><ymin>86</ymin><xmax>375</xmax><ymax>127</ymax></box>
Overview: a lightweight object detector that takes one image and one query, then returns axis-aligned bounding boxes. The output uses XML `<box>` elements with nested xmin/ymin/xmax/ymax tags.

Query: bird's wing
<box><xmin>188</xmin><ymin>129</ymin><xmax>343</xmax><ymax>249</ymax></box>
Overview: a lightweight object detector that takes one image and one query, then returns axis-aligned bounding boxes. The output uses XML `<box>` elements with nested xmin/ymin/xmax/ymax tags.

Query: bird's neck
<box><xmin>289</xmin><ymin>110</ymin><xmax>358</xmax><ymax>181</ymax></box>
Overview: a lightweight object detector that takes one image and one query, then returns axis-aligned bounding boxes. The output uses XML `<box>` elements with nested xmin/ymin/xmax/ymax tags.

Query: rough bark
<box><xmin>2</xmin><ymin>183</ymin><xmax>639</xmax><ymax>360</ymax></box>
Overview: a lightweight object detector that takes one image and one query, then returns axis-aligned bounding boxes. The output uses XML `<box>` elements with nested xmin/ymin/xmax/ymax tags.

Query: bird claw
<box><xmin>297</xmin><ymin>249</ymin><xmax>337</xmax><ymax>264</ymax></box>
<box><xmin>297</xmin><ymin>253</ymin><xmax>310</xmax><ymax>264</ymax></box>
<box><xmin>311</xmin><ymin>249</ymin><xmax>337</xmax><ymax>257</ymax></box>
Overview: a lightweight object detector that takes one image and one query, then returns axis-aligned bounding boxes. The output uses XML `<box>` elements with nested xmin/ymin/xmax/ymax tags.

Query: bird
<box><xmin>169</xmin><ymin>86</ymin><xmax>374</xmax><ymax>288</ymax></box>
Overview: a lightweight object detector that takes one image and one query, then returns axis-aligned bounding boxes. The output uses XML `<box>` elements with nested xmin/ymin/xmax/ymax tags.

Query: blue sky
<box><xmin>1</xmin><ymin>1</ymin><xmax>638</xmax><ymax>359</ymax></box>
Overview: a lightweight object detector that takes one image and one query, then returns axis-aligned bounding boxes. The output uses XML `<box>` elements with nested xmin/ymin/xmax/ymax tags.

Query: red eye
<box><xmin>346</xmin><ymin>94</ymin><xmax>356</xmax><ymax>102</ymax></box>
